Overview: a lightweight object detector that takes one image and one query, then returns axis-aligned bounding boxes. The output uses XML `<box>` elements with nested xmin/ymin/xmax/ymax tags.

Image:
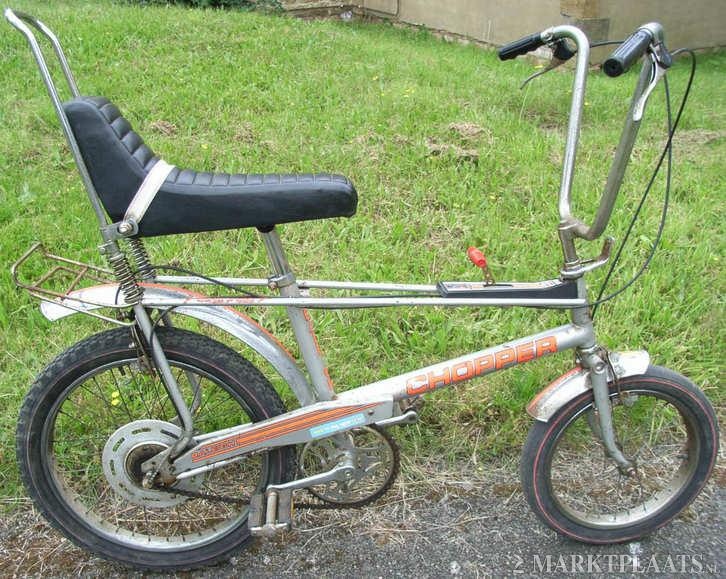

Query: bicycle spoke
<box><xmin>45</xmin><ymin>355</ymin><xmax>267</xmax><ymax>546</ymax></box>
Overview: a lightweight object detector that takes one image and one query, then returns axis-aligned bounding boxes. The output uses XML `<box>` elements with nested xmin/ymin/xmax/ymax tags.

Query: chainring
<box><xmin>299</xmin><ymin>425</ymin><xmax>399</xmax><ymax>507</ymax></box>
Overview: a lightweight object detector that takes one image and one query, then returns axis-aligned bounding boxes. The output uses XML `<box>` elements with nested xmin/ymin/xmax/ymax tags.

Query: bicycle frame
<box><xmin>32</xmin><ymin>227</ymin><xmax>650</xmax><ymax>481</ymax></box>
<box><xmin>7</xmin><ymin>9</ymin><xmax>669</xmax><ymax>479</ymax></box>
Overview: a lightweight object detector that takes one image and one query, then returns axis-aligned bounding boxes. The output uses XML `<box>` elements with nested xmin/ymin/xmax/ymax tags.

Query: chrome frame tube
<box><xmin>135</xmin><ymin>295</ymin><xmax>587</xmax><ymax>309</ymax></box>
<box><xmin>155</xmin><ymin>275</ymin><xmax>440</xmax><ymax>294</ymax></box>
<box><xmin>339</xmin><ymin>322</ymin><xmax>592</xmax><ymax>403</ymax></box>
<box><xmin>5</xmin><ymin>9</ymin><xmax>110</xmax><ymax>233</ymax></box>
<box><xmin>169</xmin><ymin>321</ymin><xmax>592</xmax><ymax>474</ymax></box>
<box><xmin>261</xmin><ymin>229</ymin><xmax>335</xmax><ymax>402</ymax></box>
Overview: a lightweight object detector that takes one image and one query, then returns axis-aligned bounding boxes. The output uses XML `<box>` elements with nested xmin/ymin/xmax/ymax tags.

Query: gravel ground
<box><xmin>1</xmin><ymin>456</ymin><xmax>723</xmax><ymax>578</ymax></box>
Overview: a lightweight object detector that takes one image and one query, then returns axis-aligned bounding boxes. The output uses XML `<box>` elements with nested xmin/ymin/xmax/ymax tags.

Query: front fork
<box><xmin>567</xmin><ymin>274</ymin><xmax>635</xmax><ymax>474</ymax></box>
<box><xmin>578</xmin><ymin>345</ymin><xmax>635</xmax><ymax>473</ymax></box>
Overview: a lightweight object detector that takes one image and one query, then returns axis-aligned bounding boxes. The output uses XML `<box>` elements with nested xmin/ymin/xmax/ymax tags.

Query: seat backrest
<box><xmin>63</xmin><ymin>96</ymin><xmax>158</xmax><ymax>222</ymax></box>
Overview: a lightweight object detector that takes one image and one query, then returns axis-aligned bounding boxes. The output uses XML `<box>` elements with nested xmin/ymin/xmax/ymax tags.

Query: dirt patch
<box><xmin>349</xmin><ymin>132</ymin><xmax>385</xmax><ymax>162</ymax></box>
<box><xmin>0</xmin><ymin>507</ymin><xmax>117</xmax><ymax>577</ymax></box>
<box><xmin>671</xmin><ymin>128</ymin><xmax>726</xmax><ymax>161</ymax></box>
<box><xmin>673</xmin><ymin>128</ymin><xmax>726</xmax><ymax>148</ymax></box>
<box><xmin>148</xmin><ymin>119</ymin><xmax>177</xmax><ymax>136</ymax></box>
<box><xmin>425</xmin><ymin>138</ymin><xmax>479</xmax><ymax>162</ymax></box>
<box><xmin>233</xmin><ymin>121</ymin><xmax>256</xmax><ymax>144</ymax></box>
<box><xmin>448</xmin><ymin>122</ymin><xmax>492</xmax><ymax>144</ymax></box>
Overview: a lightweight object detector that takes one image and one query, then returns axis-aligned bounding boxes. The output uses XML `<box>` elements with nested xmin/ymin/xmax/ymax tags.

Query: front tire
<box><xmin>17</xmin><ymin>327</ymin><xmax>295</xmax><ymax>570</ymax></box>
<box><xmin>521</xmin><ymin>365</ymin><xmax>718</xmax><ymax>544</ymax></box>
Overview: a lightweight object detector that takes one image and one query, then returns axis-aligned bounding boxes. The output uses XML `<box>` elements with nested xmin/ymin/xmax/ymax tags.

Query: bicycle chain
<box><xmin>152</xmin><ymin>423</ymin><xmax>404</xmax><ymax>510</ymax></box>
<box><xmin>157</xmin><ymin>485</ymin><xmax>345</xmax><ymax>510</ymax></box>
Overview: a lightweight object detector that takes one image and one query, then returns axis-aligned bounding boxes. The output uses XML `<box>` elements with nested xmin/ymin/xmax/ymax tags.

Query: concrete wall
<box><xmin>366</xmin><ymin>0</ymin><xmax>562</xmax><ymax>46</ymax></box>
<box><xmin>601</xmin><ymin>0</ymin><xmax>726</xmax><ymax>50</ymax></box>
<box><xmin>285</xmin><ymin>0</ymin><xmax>726</xmax><ymax>50</ymax></box>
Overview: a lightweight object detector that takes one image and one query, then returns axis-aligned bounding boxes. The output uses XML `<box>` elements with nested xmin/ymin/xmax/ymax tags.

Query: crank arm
<box><xmin>268</xmin><ymin>460</ymin><xmax>355</xmax><ymax>493</ymax></box>
<box><xmin>376</xmin><ymin>408</ymin><xmax>418</xmax><ymax>428</ymax></box>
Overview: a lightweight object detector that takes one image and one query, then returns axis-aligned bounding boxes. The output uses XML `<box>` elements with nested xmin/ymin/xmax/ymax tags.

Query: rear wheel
<box><xmin>521</xmin><ymin>366</ymin><xmax>718</xmax><ymax>543</ymax></box>
<box><xmin>17</xmin><ymin>327</ymin><xmax>295</xmax><ymax>570</ymax></box>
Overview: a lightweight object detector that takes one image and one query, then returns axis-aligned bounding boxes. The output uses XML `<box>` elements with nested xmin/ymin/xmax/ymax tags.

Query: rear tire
<box><xmin>521</xmin><ymin>365</ymin><xmax>718</xmax><ymax>543</ymax></box>
<box><xmin>17</xmin><ymin>327</ymin><xmax>295</xmax><ymax>570</ymax></box>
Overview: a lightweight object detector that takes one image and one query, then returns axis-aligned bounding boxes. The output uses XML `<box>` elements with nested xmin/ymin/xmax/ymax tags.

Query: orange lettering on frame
<box><xmin>516</xmin><ymin>343</ymin><xmax>535</xmax><ymax>363</ymax></box>
<box><xmin>535</xmin><ymin>337</ymin><xmax>558</xmax><ymax>357</ymax></box>
<box><xmin>494</xmin><ymin>347</ymin><xmax>516</xmax><ymax>369</ymax></box>
<box><xmin>475</xmin><ymin>354</ymin><xmax>495</xmax><ymax>375</ymax></box>
<box><xmin>427</xmin><ymin>368</ymin><xmax>451</xmax><ymax>389</ymax></box>
<box><xmin>451</xmin><ymin>361</ymin><xmax>475</xmax><ymax>382</ymax></box>
<box><xmin>406</xmin><ymin>375</ymin><xmax>430</xmax><ymax>395</ymax></box>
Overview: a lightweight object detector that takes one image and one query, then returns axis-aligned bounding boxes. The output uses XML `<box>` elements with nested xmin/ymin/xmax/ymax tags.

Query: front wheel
<box><xmin>17</xmin><ymin>327</ymin><xmax>295</xmax><ymax>570</ymax></box>
<box><xmin>521</xmin><ymin>365</ymin><xmax>719</xmax><ymax>544</ymax></box>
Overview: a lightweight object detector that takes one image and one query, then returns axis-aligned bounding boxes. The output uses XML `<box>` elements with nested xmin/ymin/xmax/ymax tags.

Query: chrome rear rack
<box><xmin>10</xmin><ymin>242</ymin><xmax>129</xmax><ymax>325</ymax></box>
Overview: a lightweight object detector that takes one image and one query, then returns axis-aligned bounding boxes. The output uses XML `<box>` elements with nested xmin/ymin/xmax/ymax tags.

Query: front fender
<box><xmin>526</xmin><ymin>351</ymin><xmax>651</xmax><ymax>422</ymax></box>
<box><xmin>39</xmin><ymin>284</ymin><xmax>316</xmax><ymax>406</ymax></box>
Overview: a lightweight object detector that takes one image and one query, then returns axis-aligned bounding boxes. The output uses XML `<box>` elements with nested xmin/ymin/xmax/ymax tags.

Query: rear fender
<box><xmin>39</xmin><ymin>283</ymin><xmax>316</xmax><ymax>406</ymax></box>
<box><xmin>526</xmin><ymin>351</ymin><xmax>650</xmax><ymax>422</ymax></box>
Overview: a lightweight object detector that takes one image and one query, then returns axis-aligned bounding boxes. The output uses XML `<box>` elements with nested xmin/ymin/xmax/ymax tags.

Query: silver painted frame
<box><xmin>7</xmin><ymin>9</ymin><xmax>671</xmax><ymax>479</ymax></box>
<box><xmin>171</xmin><ymin>321</ymin><xmax>591</xmax><ymax>477</ymax></box>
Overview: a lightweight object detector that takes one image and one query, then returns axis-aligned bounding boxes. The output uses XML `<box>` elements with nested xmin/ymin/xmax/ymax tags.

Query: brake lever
<box><xmin>520</xmin><ymin>39</ymin><xmax>577</xmax><ymax>90</ymax></box>
<box><xmin>520</xmin><ymin>57</ymin><xmax>568</xmax><ymax>89</ymax></box>
<box><xmin>632</xmin><ymin>44</ymin><xmax>671</xmax><ymax>121</ymax></box>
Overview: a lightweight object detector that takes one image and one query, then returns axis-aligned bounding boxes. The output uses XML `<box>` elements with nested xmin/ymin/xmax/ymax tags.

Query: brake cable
<box><xmin>589</xmin><ymin>49</ymin><xmax>696</xmax><ymax>316</ymax></box>
<box><xmin>139</xmin><ymin>51</ymin><xmax>696</xmax><ymax>320</ymax></box>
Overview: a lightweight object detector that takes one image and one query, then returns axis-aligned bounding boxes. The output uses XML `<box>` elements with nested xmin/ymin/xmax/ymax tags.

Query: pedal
<box><xmin>248</xmin><ymin>488</ymin><xmax>293</xmax><ymax>537</ymax></box>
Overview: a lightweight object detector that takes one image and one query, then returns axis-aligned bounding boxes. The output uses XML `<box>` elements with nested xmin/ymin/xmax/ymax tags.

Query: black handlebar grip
<box><xmin>498</xmin><ymin>32</ymin><xmax>545</xmax><ymax>61</ymax></box>
<box><xmin>603</xmin><ymin>28</ymin><xmax>653</xmax><ymax>77</ymax></box>
<box><xmin>552</xmin><ymin>39</ymin><xmax>576</xmax><ymax>62</ymax></box>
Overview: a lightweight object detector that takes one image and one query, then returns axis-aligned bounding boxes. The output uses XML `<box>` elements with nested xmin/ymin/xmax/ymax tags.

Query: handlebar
<box><xmin>497</xmin><ymin>32</ymin><xmax>546</xmax><ymax>61</ymax></box>
<box><xmin>498</xmin><ymin>32</ymin><xmax>577</xmax><ymax>66</ymax></box>
<box><xmin>497</xmin><ymin>23</ymin><xmax>670</xmax><ymax>268</ymax></box>
<box><xmin>603</xmin><ymin>29</ymin><xmax>652</xmax><ymax>77</ymax></box>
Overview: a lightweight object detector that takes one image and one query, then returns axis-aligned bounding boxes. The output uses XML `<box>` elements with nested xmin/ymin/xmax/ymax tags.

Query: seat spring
<box><xmin>107</xmin><ymin>252</ymin><xmax>143</xmax><ymax>305</ymax></box>
<box><xmin>128</xmin><ymin>238</ymin><xmax>156</xmax><ymax>281</ymax></box>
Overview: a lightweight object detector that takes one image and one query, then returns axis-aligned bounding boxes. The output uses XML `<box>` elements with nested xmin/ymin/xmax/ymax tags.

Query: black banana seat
<box><xmin>63</xmin><ymin>97</ymin><xmax>357</xmax><ymax>237</ymax></box>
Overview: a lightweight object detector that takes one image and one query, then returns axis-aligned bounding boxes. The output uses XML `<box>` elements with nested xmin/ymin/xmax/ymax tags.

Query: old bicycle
<box><xmin>6</xmin><ymin>8</ymin><xmax>719</xmax><ymax>571</ymax></box>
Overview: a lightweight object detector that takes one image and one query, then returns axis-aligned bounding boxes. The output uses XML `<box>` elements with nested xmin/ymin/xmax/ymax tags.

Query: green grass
<box><xmin>1</xmin><ymin>0</ymin><xmax>723</xmax><ymax>501</ymax></box>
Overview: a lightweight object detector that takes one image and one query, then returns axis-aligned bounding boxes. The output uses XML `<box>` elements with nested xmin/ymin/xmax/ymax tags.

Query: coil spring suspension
<box><xmin>128</xmin><ymin>238</ymin><xmax>156</xmax><ymax>280</ymax></box>
<box><xmin>107</xmin><ymin>252</ymin><xmax>143</xmax><ymax>305</ymax></box>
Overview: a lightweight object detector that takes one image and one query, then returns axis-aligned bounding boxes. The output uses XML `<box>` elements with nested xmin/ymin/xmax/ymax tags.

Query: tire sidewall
<box><xmin>521</xmin><ymin>366</ymin><xmax>719</xmax><ymax>544</ymax></box>
<box><xmin>18</xmin><ymin>327</ymin><xmax>292</xmax><ymax>570</ymax></box>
